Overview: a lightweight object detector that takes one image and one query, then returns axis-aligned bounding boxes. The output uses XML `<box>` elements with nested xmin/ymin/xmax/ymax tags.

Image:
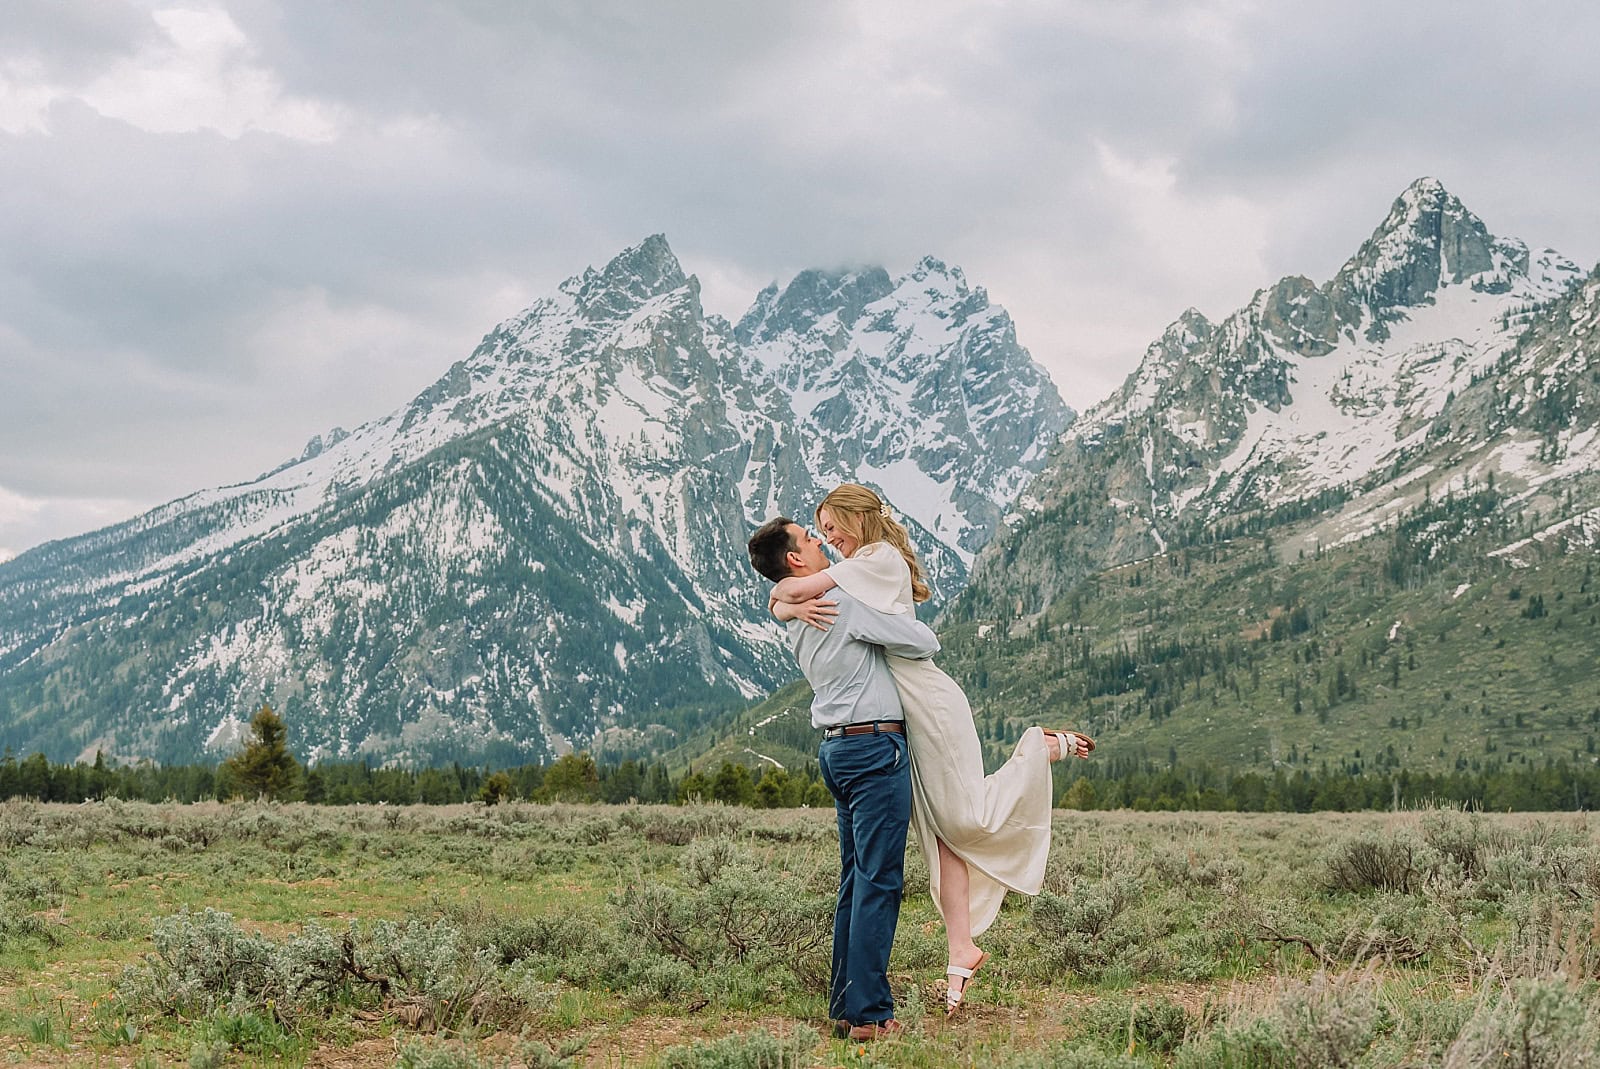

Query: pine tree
<box><xmin>538</xmin><ymin>753</ymin><xmax>600</xmax><ymax>802</ymax></box>
<box><xmin>478</xmin><ymin>771</ymin><xmax>514</xmax><ymax>805</ymax></box>
<box><xmin>711</xmin><ymin>761</ymin><xmax>755</xmax><ymax>806</ymax></box>
<box><xmin>1061</xmin><ymin>777</ymin><xmax>1097</xmax><ymax>810</ymax></box>
<box><xmin>220</xmin><ymin>704</ymin><xmax>301</xmax><ymax>801</ymax></box>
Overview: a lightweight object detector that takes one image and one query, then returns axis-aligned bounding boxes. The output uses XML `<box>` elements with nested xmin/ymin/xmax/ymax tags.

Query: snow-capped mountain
<box><xmin>0</xmin><ymin>236</ymin><xmax>1070</xmax><ymax>765</ymax></box>
<box><xmin>960</xmin><ymin>178</ymin><xmax>1593</xmax><ymax>617</ymax></box>
<box><xmin>737</xmin><ymin>258</ymin><xmax>1066</xmax><ymax>558</ymax></box>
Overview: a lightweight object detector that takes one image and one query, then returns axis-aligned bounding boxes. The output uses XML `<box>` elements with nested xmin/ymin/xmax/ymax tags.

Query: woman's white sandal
<box><xmin>944</xmin><ymin>950</ymin><xmax>990</xmax><ymax>1018</ymax></box>
<box><xmin>1047</xmin><ymin>730</ymin><xmax>1095</xmax><ymax>761</ymax></box>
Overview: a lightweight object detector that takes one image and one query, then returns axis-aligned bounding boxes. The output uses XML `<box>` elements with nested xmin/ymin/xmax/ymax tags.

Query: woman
<box><xmin>770</xmin><ymin>483</ymin><xmax>1093</xmax><ymax>1017</ymax></box>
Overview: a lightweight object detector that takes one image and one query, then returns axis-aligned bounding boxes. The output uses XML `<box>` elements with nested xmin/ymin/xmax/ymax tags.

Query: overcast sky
<box><xmin>3</xmin><ymin>1</ymin><xmax>1598</xmax><ymax>560</ymax></box>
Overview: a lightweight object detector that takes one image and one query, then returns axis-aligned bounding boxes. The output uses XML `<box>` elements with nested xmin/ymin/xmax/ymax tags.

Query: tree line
<box><xmin>5</xmin><ymin>739</ymin><xmax>1599</xmax><ymax>814</ymax></box>
<box><xmin>0</xmin><ymin>704</ymin><xmax>830</xmax><ymax>808</ymax></box>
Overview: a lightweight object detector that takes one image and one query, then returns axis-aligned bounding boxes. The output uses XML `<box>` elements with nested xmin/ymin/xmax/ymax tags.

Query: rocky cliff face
<box><xmin>0</xmin><ymin>236</ymin><xmax>1070</xmax><ymax>765</ymax></box>
<box><xmin>739</xmin><ymin>257</ymin><xmax>1070</xmax><ymax>558</ymax></box>
<box><xmin>958</xmin><ymin>179</ymin><xmax>1588</xmax><ymax>621</ymax></box>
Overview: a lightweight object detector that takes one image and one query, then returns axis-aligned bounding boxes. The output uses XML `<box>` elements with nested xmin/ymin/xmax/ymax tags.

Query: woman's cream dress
<box><xmin>830</xmin><ymin>542</ymin><xmax>1053</xmax><ymax>937</ymax></box>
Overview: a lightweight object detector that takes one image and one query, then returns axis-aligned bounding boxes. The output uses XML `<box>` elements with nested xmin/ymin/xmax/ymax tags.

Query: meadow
<box><xmin>1</xmin><ymin>799</ymin><xmax>1597</xmax><ymax>1068</ymax></box>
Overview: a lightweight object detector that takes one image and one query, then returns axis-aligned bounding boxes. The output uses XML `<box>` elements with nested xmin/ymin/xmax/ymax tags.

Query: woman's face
<box><xmin>817</xmin><ymin>507</ymin><xmax>861</xmax><ymax>558</ymax></box>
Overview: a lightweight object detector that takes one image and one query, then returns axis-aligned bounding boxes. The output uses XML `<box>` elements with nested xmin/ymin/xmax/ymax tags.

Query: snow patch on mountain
<box><xmin>1491</xmin><ymin>505</ymin><xmax>1600</xmax><ymax>566</ymax></box>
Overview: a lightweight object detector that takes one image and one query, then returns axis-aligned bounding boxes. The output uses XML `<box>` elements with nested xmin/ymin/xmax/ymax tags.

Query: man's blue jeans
<box><xmin>818</xmin><ymin>728</ymin><xmax>911</xmax><ymax>1026</ymax></box>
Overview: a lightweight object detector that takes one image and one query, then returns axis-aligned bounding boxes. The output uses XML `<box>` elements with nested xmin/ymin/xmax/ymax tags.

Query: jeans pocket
<box><xmin>824</xmin><ymin>733</ymin><xmax>903</xmax><ymax>791</ymax></box>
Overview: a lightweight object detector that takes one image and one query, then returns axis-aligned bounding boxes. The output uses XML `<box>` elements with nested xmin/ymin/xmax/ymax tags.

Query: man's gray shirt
<box><xmin>785</xmin><ymin>587</ymin><xmax>941</xmax><ymax>729</ymax></box>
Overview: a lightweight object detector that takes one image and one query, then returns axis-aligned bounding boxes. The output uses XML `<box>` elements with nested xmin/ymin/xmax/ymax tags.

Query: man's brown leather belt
<box><xmin>822</xmin><ymin>721</ymin><xmax>904</xmax><ymax>738</ymax></box>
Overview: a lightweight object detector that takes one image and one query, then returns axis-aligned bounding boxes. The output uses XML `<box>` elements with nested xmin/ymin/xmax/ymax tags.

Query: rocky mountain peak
<box><xmin>734</xmin><ymin>266</ymin><xmax>894</xmax><ymax>344</ymax></box>
<box><xmin>260</xmin><ymin>426</ymin><xmax>352</xmax><ymax>479</ymax></box>
<box><xmin>1330</xmin><ymin>178</ymin><xmax>1501</xmax><ymax>327</ymax></box>
<box><xmin>567</xmin><ymin>234</ymin><xmax>695</xmax><ymax>322</ymax></box>
<box><xmin>1168</xmin><ymin>308</ymin><xmax>1214</xmax><ymax>344</ymax></box>
<box><xmin>907</xmin><ymin>255</ymin><xmax>970</xmax><ymax>296</ymax></box>
<box><xmin>308</xmin><ymin>426</ymin><xmax>349</xmax><ymax>456</ymax></box>
<box><xmin>1068</xmin><ymin>308</ymin><xmax>1217</xmax><ymax>440</ymax></box>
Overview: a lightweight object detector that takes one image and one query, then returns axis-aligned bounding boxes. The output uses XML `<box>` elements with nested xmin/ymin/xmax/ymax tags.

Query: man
<box><xmin>747</xmin><ymin>517</ymin><xmax>940</xmax><ymax>1041</ymax></box>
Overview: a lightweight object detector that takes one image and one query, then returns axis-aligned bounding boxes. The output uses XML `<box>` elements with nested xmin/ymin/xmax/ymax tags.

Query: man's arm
<box><xmin>846</xmin><ymin>604</ymin><xmax>940</xmax><ymax>660</ymax></box>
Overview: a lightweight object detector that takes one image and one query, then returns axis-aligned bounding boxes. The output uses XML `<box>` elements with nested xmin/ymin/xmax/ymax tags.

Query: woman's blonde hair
<box><xmin>816</xmin><ymin>483</ymin><xmax>931</xmax><ymax>604</ymax></box>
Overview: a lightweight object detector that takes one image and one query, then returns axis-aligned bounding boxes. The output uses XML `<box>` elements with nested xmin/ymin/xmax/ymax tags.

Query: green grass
<box><xmin>1</xmin><ymin>800</ymin><xmax>1597</xmax><ymax>1066</ymax></box>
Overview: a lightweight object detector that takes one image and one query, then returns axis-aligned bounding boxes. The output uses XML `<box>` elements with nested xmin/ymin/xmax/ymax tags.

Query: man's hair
<box><xmin>747</xmin><ymin>517</ymin><xmax>798</xmax><ymax>582</ymax></box>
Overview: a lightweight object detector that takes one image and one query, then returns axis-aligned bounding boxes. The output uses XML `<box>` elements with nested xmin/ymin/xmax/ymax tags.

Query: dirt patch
<box><xmin>0</xmin><ymin>1047</ymin><xmax>145</xmax><ymax>1069</ymax></box>
<box><xmin>568</xmin><ymin>1014</ymin><xmax>808</xmax><ymax>1067</ymax></box>
<box><xmin>1120</xmin><ymin>978</ymin><xmax>1282</xmax><ymax>1020</ymax></box>
<box><xmin>306</xmin><ymin>1036</ymin><xmax>402</xmax><ymax>1067</ymax></box>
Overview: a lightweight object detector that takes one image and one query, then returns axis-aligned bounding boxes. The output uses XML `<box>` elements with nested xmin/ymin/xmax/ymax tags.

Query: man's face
<box><xmin>785</xmin><ymin>523</ymin><xmax>829</xmax><ymax>575</ymax></box>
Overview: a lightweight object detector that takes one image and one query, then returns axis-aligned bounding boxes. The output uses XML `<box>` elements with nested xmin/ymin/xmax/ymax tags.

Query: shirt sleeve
<box><xmin>830</xmin><ymin>542</ymin><xmax>915</xmax><ymax>615</ymax></box>
<box><xmin>845</xmin><ymin>603</ymin><xmax>940</xmax><ymax>660</ymax></box>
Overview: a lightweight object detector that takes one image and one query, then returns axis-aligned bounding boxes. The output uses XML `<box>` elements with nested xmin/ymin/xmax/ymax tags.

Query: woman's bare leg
<box><xmin>938</xmin><ymin>837</ymin><xmax>984</xmax><ymax>984</ymax></box>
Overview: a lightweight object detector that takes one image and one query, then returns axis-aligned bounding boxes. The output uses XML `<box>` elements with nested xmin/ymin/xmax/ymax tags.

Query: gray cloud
<box><xmin>0</xmin><ymin>0</ymin><xmax>157</xmax><ymax>79</ymax></box>
<box><xmin>3</xmin><ymin>0</ymin><xmax>1599</xmax><ymax>556</ymax></box>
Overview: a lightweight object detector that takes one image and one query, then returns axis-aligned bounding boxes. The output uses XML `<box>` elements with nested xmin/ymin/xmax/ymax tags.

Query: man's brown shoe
<box><xmin>829</xmin><ymin>1019</ymin><xmax>851</xmax><ymax>1039</ymax></box>
<box><xmin>848</xmin><ymin>1019</ymin><xmax>904</xmax><ymax>1041</ymax></box>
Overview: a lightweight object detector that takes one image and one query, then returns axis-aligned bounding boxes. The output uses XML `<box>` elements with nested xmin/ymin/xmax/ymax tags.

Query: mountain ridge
<box><xmin>965</xmin><ymin>177</ymin><xmax>1585</xmax><ymax>618</ymax></box>
<box><xmin>0</xmin><ymin>236</ymin><xmax>1070</xmax><ymax>766</ymax></box>
<box><xmin>713</xmin><ymin>179</ymin><xmax>1600</xmax><ymax>785</ymax></box>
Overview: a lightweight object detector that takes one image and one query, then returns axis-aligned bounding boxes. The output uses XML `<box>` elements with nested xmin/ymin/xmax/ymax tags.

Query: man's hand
<box><xmin>789</xmin><ymin>596</ymin><xmax>838</xmax><ymax>632</ymax></box>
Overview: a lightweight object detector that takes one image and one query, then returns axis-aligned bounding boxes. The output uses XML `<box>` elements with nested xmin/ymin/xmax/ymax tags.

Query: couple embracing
<box><xmin>747</xmin><ymin>483</ymin><xmax>1094</xmax><ymax>1040</ymax></box>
